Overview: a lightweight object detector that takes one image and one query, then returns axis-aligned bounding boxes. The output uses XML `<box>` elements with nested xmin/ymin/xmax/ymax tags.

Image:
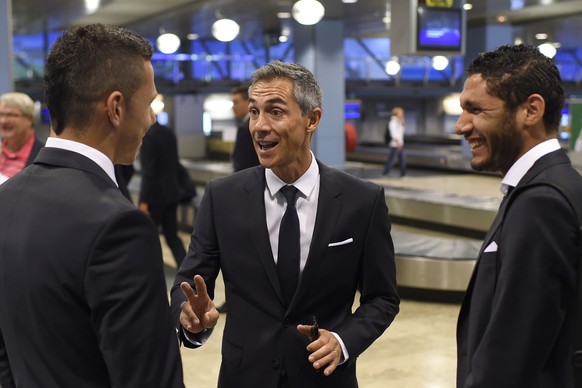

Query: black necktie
<box><xmin>277</xmin><ymin>185</ymin><xmax>300</xmax><ymax>306</ymax></box>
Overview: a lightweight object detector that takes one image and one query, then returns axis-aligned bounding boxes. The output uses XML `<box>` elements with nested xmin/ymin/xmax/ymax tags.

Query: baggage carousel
<box><xmin>175</xmin><ymin>159</ymin><xmax>504</xmax><ymax>299</ymax></box>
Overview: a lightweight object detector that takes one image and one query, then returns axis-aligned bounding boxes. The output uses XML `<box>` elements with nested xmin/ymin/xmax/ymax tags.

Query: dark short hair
<box><xmin>249</xmin><ymin>61</ymin><xmax>323</xmax><ymax>116</ymax></box>
<box><xmin>231</xmin><ymin>83</ymin><xmax>250</xmax><ymax>100</ymax></box>
<box><xmin>44</xmin><ymin>24</ymin><xmax>154</xmax><ymax>134</ymax></box>
<box><xmin>467</xmin><ymin>44</ymin><xmax>564</xmax><ymax>133</ymax></box>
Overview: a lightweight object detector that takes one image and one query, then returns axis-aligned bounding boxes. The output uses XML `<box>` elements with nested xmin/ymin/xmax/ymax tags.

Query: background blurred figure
<box><xmin>139</xmin><ymin>121</ymin><xmax>187</xmax><ymax>268</ymax></box>
<box><xmin>382</xmin><ymin>107</ymin><xmax>406</xmax><ymax>177</ymax></box>
<box><xmin>230</xmin><ymin>83</ymin><xmax>259</xmax><ymax>172</ymax></box>
<box><xmin>115</xmin><ymin>164</ymin><xmax>135</xmax><ymax>202</ymax></box>
<box><xmin>0</xmin><ymin>92</ymin><xmax>44</xmax><ymax>183</ymax></box>
<box><xmin>0</xmin><ymin>24</ymin><xmax>183</xmax><ymax>388</ymax></box>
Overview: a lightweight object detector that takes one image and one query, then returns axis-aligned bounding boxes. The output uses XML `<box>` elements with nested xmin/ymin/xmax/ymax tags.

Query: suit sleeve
<box><xmin>0</xmin><ymin>328</ymin><xmax>15</xmax><ymax>388</ymax></box>
<box><xmin>85</xmin><ymin>210</ymin><xmax>184</xmax><ymax>388</ymax></box>
<box><xmin>335</xmin><ymin>186</ymin><xmax>400</xmax><ymax>360</ymax></box>
<box><xmin>466</xmin><ymin>187</ymin><xmax>578</xmax><ymax>387</ymax></box>
<box><xmin>170</xmin><ymin>181</ymin><xmax>222</xmax><ymax>347</ymax></box>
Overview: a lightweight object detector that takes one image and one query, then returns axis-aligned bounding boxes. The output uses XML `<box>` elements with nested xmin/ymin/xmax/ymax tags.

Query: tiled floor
<box><xmin>162</xmin><ymin>232</ymin><xmax>460</xmax><ymax>388</ymax></box>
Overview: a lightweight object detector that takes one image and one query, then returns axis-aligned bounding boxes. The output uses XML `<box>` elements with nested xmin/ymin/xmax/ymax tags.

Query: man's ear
<box><xmin>306</xmin><ymin>108</ymin><xmax>322</xmax><ymax>134</ymax></box>
<box><xmin>106</xmin><ymin>91</ymin><xmax>124</xmax><ymax>128</ymax></box>
<box><xmin>523</xmin><ymin>93</ymin><xmax>545</xmax><ymax>126</ymax></box>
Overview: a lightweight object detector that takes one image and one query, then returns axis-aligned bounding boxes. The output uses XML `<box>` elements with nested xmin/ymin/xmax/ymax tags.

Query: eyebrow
<box><xmin>248</xmin><ymin>96</ymin><xmax>287</xmax><ymax>106</ymax></box>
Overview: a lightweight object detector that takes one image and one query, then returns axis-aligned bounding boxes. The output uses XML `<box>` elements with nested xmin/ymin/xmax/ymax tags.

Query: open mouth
<box><xmin>258</xmin><ymin>140</ymin><xmax>278</xmax><ymax>151</ymax></box>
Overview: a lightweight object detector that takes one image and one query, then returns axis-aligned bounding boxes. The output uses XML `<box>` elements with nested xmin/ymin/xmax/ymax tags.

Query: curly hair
<box><xmin>467</xmin><ymin>44</ymin><xmax>564</xmax><ymax>133</ymax></box>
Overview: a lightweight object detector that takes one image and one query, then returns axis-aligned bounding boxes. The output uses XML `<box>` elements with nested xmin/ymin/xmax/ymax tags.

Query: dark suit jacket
<box><xmin>171</xmin><ymin>161</ymin><xmax>399</xmax><ymax>388</ymax></box>
<box><xmin>231</xmin><ymin>117</ymin><xmax>259</xmax><ymax>172</ymax></box>
<box><xmin>457</xmin><ymin>148</ymin><xmax>582</xmax><ymax>388</ymax></box>
<box><xmin>0</xmin><ymin>147</ymin><xmax>183</xmax><ymax>388</ymax></box>
<box><xmin>139</xmin><ymin>123</ymin><xmax>182</xmax><ymax>207</ymax></box>
<box><xmin>24</xmin><ymin>137</ymin><xmax>43</xmax><ymax>166</ymax></box>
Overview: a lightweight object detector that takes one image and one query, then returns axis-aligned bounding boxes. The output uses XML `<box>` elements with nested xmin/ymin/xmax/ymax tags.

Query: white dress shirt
<box><xmin>45</xmin><ymin>137</ymin><xmax>118</xmax><ymax>187</ymax></box>
<box><xmin>500</xmin><ymin>138</ymin><xmax>560</xmax><ymax>195</ymax></box>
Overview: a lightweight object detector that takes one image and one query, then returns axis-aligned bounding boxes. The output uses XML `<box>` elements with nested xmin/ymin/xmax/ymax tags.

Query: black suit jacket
<box><xmin>139</xmin><ymin>123</ymin><xmax>182</xmax><ymax>207</ymax></box>
<box><xmin>0</xmin><ymin>147</ymin><xmax>183</xmax><ymax>388</ymax></box>
<box><xmin>457</xmin><ymin>148</ymin><xmax>582</xmax><ymax>388</ymax></box>
<box><xmin>24</xmin><ymin>137</ymin><xmax>43</xmax><ymax>166</ymax></box>
<box><xmin>171</xmin><ymin>161</ymin><xmax>399</xmax><ymax>388</ymax></box>
<box><xmin>231</xmin><ymin>117</ymin><xmax>259</xmax><ymax>172</ymax></box>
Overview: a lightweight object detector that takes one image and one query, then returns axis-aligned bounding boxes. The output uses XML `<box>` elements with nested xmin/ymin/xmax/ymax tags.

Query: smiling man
<box><xmin>456</xmin><ymin>44</ymin><xmax>582</xmax><ymax>388</ymax></box>
<box><xmin>0</xmin><ymin>92</ymin><xmax>44</xmax><ymax>183</ymax></box>
<box><xmin>171</xmin><ymin>61</ymin><xmax>399</xmax><ymax>388</ymax></box>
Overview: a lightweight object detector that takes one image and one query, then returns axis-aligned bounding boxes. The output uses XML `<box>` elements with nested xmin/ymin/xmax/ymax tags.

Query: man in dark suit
<box><xmin>231</xmin><ymin>83</ymin><xmax>259</xmax><ymax>172</ymax></box>
<box><xmin>171</xmin><ymin>61</ymin><xmax>399</xmax><ymax>388</ymax></box>
<box><xmin>0</xmin><ymin>24</ymin><xmax>183</xmax><ymax>388</ymax></box>
<box><xmin>456</xmin><ymin>44</ymin><xmax>582</xmax><ymax>387</ymax></box>
<box><xmin>139</xmin><ymin>122</ymin><xmax>187</xmax><ymax>267</ymax></box>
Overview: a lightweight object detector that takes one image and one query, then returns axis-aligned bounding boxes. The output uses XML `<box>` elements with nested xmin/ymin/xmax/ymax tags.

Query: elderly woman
<box><xmin>0</xmin><ymin>92</ymin><xmax>43</xmax><ymax>181</ymax></box>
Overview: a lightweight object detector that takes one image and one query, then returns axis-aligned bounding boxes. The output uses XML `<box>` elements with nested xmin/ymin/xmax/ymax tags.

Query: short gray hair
<box><xmin>0</xmin><ymin>92</ymin><xmax>35</xmax><ymax>120</ymax></box>
<box><xmin>249</xmin><ymin>61</ymin><xmax>323</xmax><ymax>116</ymax></box>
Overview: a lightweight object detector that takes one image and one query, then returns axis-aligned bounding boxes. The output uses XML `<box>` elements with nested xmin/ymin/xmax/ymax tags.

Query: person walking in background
<box><xmin>231</xmin><ymin>83</ymin><xmax>259</xmax><ymax>172</ymax></box>
<box><xmin>382</xmin><ymin>107</ymin><xmax>406</xmax><ymax>177</ymax></box>
<box><xmin>456</xmin><ymin>44</ymin><xmax>582</xmax><ymax>388</ymax></box>
<box><xmin>171</xmin><ymin>61</ymin><xmax>399</xmax><ymax>388</ymax></box>
<box><xmin>139</xmin><ymin>121</ymin><xmax>187</xmax><ymax>268</ymax></box>
<box><xmin>0</xmin><ymin>24</ymin><xmax>183</xmax><ymax>388</ymax></box>
<box><xmin>0</xmin><ymin>92</ymin><xmax>44</xmax><ymax>183</ymax></box>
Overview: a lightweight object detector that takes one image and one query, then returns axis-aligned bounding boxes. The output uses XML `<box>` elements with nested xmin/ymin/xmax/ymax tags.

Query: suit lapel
<box><xmin>288</xmin><ymin>163</ymin><xmax>343</xmax><ymax>311</ymax></box>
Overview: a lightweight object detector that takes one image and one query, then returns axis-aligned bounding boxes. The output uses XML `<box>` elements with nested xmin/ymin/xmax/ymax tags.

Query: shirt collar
<box><xmin>265</xmin><ymin>151</ymin><xmax>319</xmax><ymax>199</ymax></box>
<box><xmin>45</xmin><ymin>137</ymin><xmax>118</xmax><ymax>187</ymax></box>
<box><xmin>500</xmin><ymin>138</ymin><xmax>560</xmax><ymax>195</ymax></box>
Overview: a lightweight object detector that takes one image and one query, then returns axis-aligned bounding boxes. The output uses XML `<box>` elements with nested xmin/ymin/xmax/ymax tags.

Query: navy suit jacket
<box><xmin>171</xmin><ymin>161</ymin><xmax>399</xmax><ymax>388</ymax></box>
<box><xmin>0</xmin><ymin>147</ymin><xmax>183</xmax><ymax>388</ymax></box>
<box><xmin>457</xmin><ymin>148</ymin><xmax>582</xmax><ymax>388</ymax></box>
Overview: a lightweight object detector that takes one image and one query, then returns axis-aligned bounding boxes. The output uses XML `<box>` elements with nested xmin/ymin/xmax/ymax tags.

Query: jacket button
<box><xmin>271</xmin><ymin>359</ymin><xmax>280</xmax><ymax>369</ymax></box>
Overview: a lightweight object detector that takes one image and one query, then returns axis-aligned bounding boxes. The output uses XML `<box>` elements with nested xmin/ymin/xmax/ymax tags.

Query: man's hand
<box><xmin>179</xmin><ymin>275</ymin><xmax>219</xmax><ymax>334</ymax></box>
<box><xmin>297</xmin><ymin>324</ymin><xmax>342</xmax><ymax>376</ymax></box>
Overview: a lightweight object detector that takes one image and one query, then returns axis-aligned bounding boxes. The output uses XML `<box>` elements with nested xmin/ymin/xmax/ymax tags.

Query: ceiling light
<box><xmin>277</xmin><ymin>12</ymin><xmax>291</xmax><ymax>19</ymax></box>
<box><xmin>431</xmin><ymin>56</ymin><xmax>449</xmax><ymax>71</ymax></box>
<box><xmin>497</xmin><ymin>15</ymin><xmax>507</xmax><ymax>23</ymax></box>
<box><xmin>342</xmin><ymin>0</ymin><xmax>358</xmax><ymax>3</ymax></box>
<box><xmin>187</xmin><ymin>33</ymin><xmax>199</xmax><ymax>40</ymax></box>
<box><xmin>535</xmin><ymin>33</ymin><xmax>548</xmax><ymax>40</ymax></box>
<box><xmin>463</xmin><ymin>3</ymin><xmax>473</xmax><ymax>10</ymax></box>
<box><xmin>156</xmin><ymin>33</ymin><xmax>181</xmax><ymax>54</ymax></box>
<box><xmin>385</xmin><ymin>59</ymin><xmax>401</xmax><ymax>76</ymax></box>
<box><xmin>538</xmin><ymin>42</ymin><xmax>557</xmax><ymax>58</ymax></box>
<box><xmin>212</xmin><ymin>18</ymin><xmax>240</xmax><ymax>42</ymax></box>
<box><xmin>292</xmin><ymin>0</ymin><xmax>325</xmax><ymax>26</ymax></box>
<box><xmin>84</xmin><ymin>0</ymin><xmax>100</xmax><ymax>13</ymax></box>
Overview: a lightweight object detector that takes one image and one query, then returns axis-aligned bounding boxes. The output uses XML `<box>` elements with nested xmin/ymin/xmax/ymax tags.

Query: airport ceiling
<box><xmin>11</xmin><ymin>0</ymin><xmax>582</xmax><ymax>49</ymax></box>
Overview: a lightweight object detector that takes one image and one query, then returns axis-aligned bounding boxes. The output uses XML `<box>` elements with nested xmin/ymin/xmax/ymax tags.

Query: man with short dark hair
<box><xmin>456</xmin><ymin>44</ymin><xmax>582</xmax><ymax>388</ymax></box>
<box><xmin>0</xmin><ymin>24</ymin><xmax>184</xmax><ymax>388</ymax></box>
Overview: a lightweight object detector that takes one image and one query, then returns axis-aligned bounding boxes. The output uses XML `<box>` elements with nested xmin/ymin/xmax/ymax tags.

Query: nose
<box><xmin>455</xmin><ymin>112</ymin><xmax>472</xmax><ymax>136</ymax></box>
<box><xmin>251</xmin><ymin>112</ymin><xmax>269</xmax><ymax>134</ymax></box>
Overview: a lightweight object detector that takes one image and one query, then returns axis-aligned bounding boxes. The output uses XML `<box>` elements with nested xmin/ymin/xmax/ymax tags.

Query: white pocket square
<box><xmin>484</xmin><ymin>241</ymin><xmax>498</xmax><ymax>253</ymax></box>
<box><xmin>328</xmin><ymin>238</ymin><xmax>354</xmax><ymax>247</ymax></box>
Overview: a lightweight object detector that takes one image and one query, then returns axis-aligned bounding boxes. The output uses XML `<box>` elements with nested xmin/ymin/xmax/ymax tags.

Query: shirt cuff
<box><xmin>330</xmin><ymin>332</ymin><xmax>349</xmax><ymax>364</ymax></box>
<box><xmin>182</xmin><ymin>326</ymin><xmax>212</xmax><ymax>346</ymax></box>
